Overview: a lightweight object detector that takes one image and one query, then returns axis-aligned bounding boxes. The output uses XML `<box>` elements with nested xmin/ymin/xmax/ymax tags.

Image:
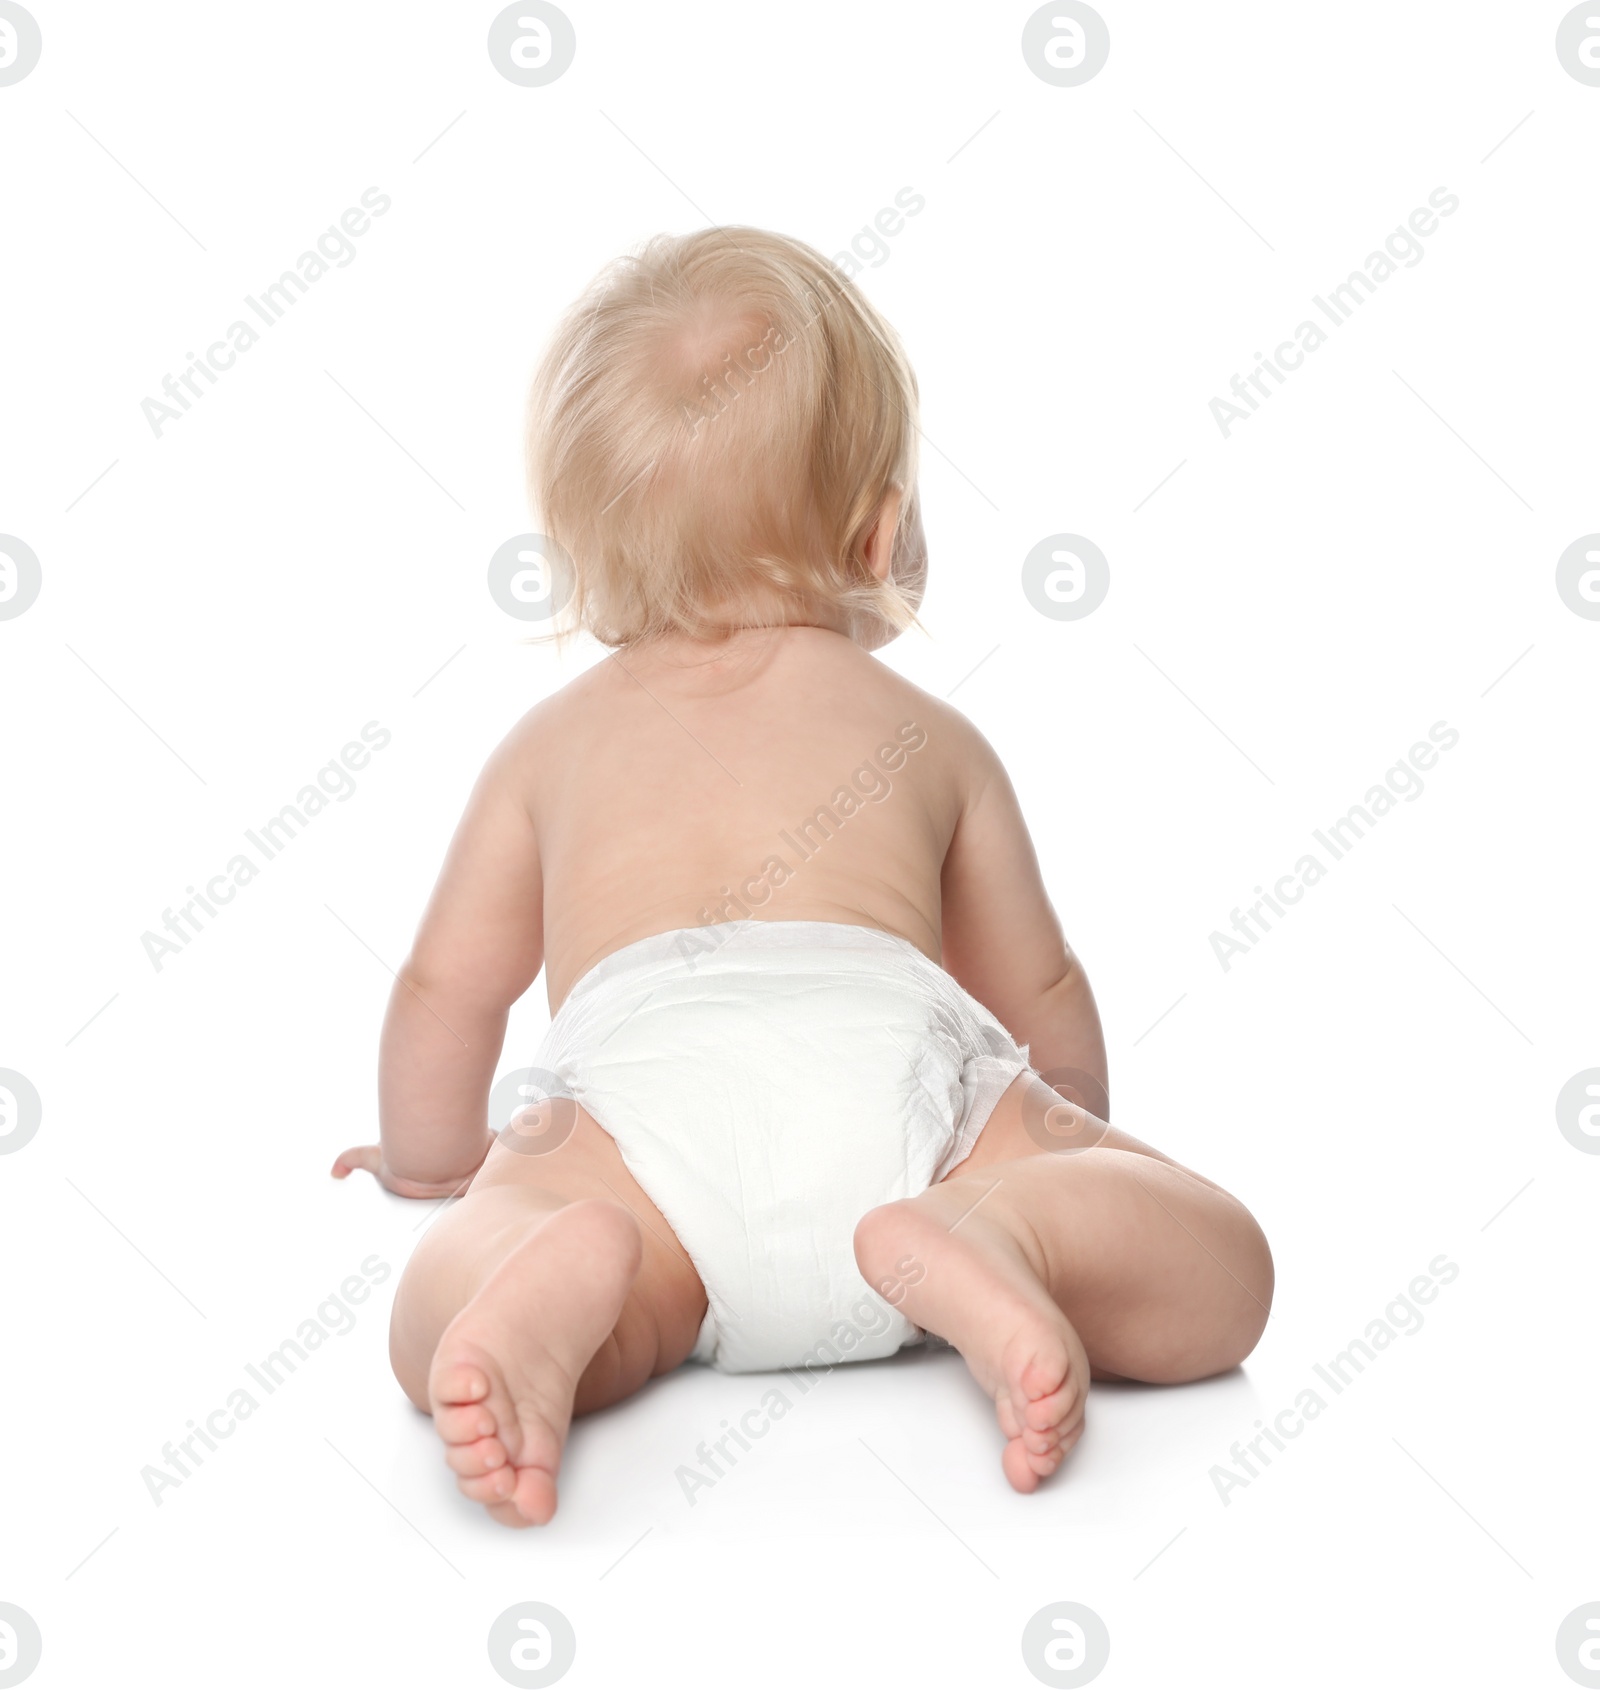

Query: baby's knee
<box><xmin>389</xmin><ymin>1314</ymin><xmax>434</xmax><ymax>1412</ymax></box>
<box><xmin>1222</xmin><ymin>1204</ymin><xmax>1275</xmax><ymax>1367</ymax></box>
<box><xmin>558</xmin><ymin>1195</ymin><xmax>645</xmax><ymax>1263</ymax></box>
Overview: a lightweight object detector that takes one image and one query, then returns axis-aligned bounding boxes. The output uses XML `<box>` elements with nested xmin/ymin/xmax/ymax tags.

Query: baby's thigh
<box><xmin>941</xmin><ymin>1071</ymin><xmax>1174</xmax><ymax>1182</ymax></box>
<box><xmin>472</xmin><ymin>1098</ymin><xmax>640</xmax><ymax>1197</ymax></box>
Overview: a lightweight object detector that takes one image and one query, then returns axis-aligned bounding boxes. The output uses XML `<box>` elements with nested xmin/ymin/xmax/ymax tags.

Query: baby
<box><xmin>333</xmin><ymin>228</ymin><xmax>1273</xmax><ymax>1527</ymax></box>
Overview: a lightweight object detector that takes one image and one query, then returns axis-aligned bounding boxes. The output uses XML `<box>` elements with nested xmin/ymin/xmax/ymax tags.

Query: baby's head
<box><xmin>526</xmin><ymin>227</ymin><xmax>925</xmax><ymax>648</ymax></box>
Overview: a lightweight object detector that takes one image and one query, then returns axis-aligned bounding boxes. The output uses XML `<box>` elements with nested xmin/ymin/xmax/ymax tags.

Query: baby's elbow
<box><xmin>391</xmin><ymin>949</ymin><xmax>503</xmax><ymax>1024</ymax></box>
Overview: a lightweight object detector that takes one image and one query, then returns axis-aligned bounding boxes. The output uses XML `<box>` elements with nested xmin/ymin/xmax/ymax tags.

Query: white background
<box><xmin>2</xmin><ymin>2</ymin><xmax>1598</xmax><ymax>1686</ymax></box>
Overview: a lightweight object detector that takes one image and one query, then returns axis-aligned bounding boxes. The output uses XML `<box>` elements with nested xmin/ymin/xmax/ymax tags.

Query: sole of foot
<box><xmin>427</xmin><ymin>1198</ymin><xmax>642</xmax><ymax>1526</ymax></box>
<box><xmin>855</xmin><ymin>1197</ymin><xmax>1089</xmax><ymax>1492</ymax></box>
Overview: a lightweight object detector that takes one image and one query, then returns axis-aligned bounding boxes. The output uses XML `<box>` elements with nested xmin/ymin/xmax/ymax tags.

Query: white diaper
<box><xmin>532</xmin><ymin>920</ymin><xmax>1031</xmax><ymax>1373</ymax></box>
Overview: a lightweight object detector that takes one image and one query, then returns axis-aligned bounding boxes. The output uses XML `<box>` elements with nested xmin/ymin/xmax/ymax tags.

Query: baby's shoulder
<box><xmin>473</xmin><ymin>665</ymin><xmax>606</xmax><ymax>800</ymax></box>
<box><xmin>860</xmin><ymin>661</ymin><xmax>1003</xmax><ymax>782</ymax></box>
<box><xmin>813</xmin><ymin>658</ymin><xmax>1003</xmax><ymax>825</ymax></box>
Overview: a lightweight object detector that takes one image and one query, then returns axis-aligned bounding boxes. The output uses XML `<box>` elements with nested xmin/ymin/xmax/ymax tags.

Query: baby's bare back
<box><xmin>521</xmin><ymin>627</ymin><xmax>971</xmax><ymax>1007</ymax></box>
<box><xmin>378</xmin><ymin>616</ymin><xmax>1087</xmax><ymax>1199</ymax></box>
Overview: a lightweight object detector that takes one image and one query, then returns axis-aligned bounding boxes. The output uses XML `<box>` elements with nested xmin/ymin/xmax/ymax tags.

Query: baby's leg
<box><xmin>853</xmin><ymin>1073</ymin><xmax>1272</xmax><ymax>1492</ymax></box>
<box><xmin>390</xmin><ymin>1107</ymin><xmax>706</xmax><ymax>1527</ymax></box>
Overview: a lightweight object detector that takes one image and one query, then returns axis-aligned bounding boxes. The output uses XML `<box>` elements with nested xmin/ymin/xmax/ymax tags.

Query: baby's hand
<box><xmin>331</xmin><ymin>1138</ymin><xmax>494</xmax><ymax>1200</ymax></box>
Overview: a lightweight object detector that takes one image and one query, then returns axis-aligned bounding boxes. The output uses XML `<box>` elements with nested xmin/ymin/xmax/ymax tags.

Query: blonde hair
<box><xmin>525</xmin><ymin>226</ymin><xmax>923</xmax><ymax>648</ymax></box>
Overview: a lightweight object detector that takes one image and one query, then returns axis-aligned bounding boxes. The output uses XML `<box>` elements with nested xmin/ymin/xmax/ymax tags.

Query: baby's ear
<box><xmin>892</xmin><ymin>491</ymin><xmax>928</xmax><ymax>605</ymax></box>
<box><xmin>897</xmin><ymin>489</ymin><xmax>926</xmax><ymax>567</ymax></box>
<box><xmin>862</xmin><ymin>488</ymin><xmax>904</xmax><ymax>583</ymax></box>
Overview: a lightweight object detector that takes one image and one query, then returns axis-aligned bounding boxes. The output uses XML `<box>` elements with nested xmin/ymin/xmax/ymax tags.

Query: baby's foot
<box><xmin>854</xmin><ymin>1197</ymin><xmax>1089</xmax><ymax>1492</ymax></box>
<box><xmin>428</xmin><ymin>1198</ymin><xmax>642</xmax><ymax>1526</ymax></box>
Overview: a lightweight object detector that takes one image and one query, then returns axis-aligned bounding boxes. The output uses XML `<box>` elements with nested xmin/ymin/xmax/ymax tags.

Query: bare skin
<box><xmin>334</xmin><ymin>496</ymin><xmax>1274</xmax><ymax>1524</ymax></box>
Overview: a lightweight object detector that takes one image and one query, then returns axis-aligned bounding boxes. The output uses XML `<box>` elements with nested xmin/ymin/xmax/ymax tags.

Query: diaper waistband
<box><xmin>560</xmin><ymin>920</ymin><xmax>935</xmax><ymax>1009</ymax></box>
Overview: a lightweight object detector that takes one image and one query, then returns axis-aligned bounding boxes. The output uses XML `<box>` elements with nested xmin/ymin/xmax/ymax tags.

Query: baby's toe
<box><xmin>458</xmin><ymin>1467</ymin><xmax>518</xmax><ymax>1506</ymax></box>
<box><xmin>446</xmin><ymin>1436</ymin><xmax>507</xmax><ymax>1478</ymax></box>
<box><xmin>435</xmin><ymin>1403</ymin><xmax>497</xmax><ymax>1445</ymax></box>
<box><xmin>1019</xmin><ymin>1350</ymin><xmax>1072</xmax><ymax>1400</ymax></box>
<box><xmin>1027</xmin><ymin>1444</ymin><xmax>1067</xmax><ymax>1479</ymax></box>
<box><xmin>1023</xmin><ymin>1374</ymin><xmax>1079</xmax><ymax>1433</ymax></box>
<box><xmin>1002</xmin><ymin>1437</ymin><xmax>1044</xmax><ymax>1493</ymax></box>
<box><xmin>510</xmin><ymin>1466</ymin><xmax>558</xmax><ymax>1526</ymax></box>
<box><xmin>1022</xmin><ymin>1423</ymin><xmax>1063</xmax><ymax>1456</ymax></box>
<box><xmin>1001</xmin><ymin>1393</ymin><xmax>1084</xmax><ymax>1490</ymax></box>
<box><xmin>1038</xmin><ymin>1421</ymin><xmax>1084</xmax><ymax>1470</ymax></box>
<box><xmin>431</xmin><ymin>1361</ymin><xmax>492</xmax><ymax>1407</ymax></box>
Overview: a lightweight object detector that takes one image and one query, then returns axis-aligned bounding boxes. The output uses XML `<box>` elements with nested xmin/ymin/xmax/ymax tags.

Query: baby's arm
<box><xmin>334</xmin><ymin>725</ymin><xmax>544</xmax><ymax>1196</ymax></box>
<box><xmin>938</xmin><ymin>723</ymin><xmax>1109</xmax><ymax>1113</ymax></box>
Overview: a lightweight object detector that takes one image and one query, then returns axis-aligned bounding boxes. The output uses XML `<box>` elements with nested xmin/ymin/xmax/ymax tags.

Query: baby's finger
<box><xmin>331</xmin><ymin>1145</ymin><xmax>381</xmax><ymax>1179</ymax></box>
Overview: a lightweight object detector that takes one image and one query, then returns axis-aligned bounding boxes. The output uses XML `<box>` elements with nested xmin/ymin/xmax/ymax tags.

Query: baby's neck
<box><xmin>628</xmin><ymin>614</ymin><xmax>854</xmax><ymax>665</ymax></box>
